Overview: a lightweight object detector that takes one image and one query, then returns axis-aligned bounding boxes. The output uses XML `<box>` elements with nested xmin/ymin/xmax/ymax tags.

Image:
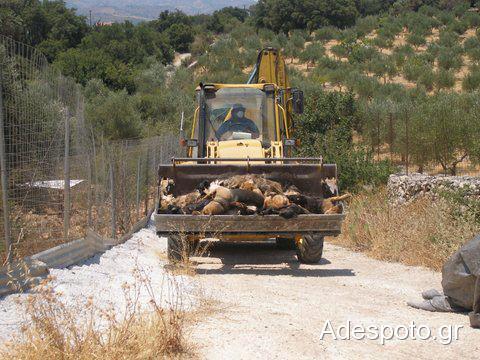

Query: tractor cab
<box><xmin>187</xmin><ymin>83</ymin><xmax>302</xmax><ymax>161</ymax></box>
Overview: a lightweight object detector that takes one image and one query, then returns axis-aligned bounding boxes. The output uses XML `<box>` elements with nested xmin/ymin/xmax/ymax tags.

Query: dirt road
<box><xmin>188</xmin><ymin>241</ymin><xmax>479</xmax><ymax>359</ymax></box>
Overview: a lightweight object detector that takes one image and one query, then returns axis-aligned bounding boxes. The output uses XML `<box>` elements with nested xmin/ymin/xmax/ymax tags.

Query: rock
<box><xmin>387</xmin><ymin>173</ymin><xmax>480</xmax><ymax>205</ymax></box>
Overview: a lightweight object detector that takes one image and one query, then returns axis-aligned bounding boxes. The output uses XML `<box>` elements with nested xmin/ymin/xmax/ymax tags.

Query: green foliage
<box><xmin>54</xmin><ymin>22</ymin><xmax>174</xmax><ymax>92</ymax></box>
<box><xmin>447</xmin><ymin>18</ymin><xmax>469</xmax><ymax>35</ymax></box>
<box><xmin>464</xmin><ymin>36</ymin><xmax>480</xmax><ymax>52</ymax></box>
<box><xmin>437</xmin><ymin>30</ymin><xmax>459</xmax><ymax>47</ymax></box>
<box><xmin>463</xmin><ymin>11</ymin><xmax>480</xmax><ymax>27</ymax></box>
<box><xmin>403</xmin><ymin>57</ymin><xmax>427</xmax><ymax>81</ymax></box>
<box><xmin>417</xmin><ymin>68</ymin><xmax>435</xmax><ymax>91</ymax></box>
<box><xmin>407</xmin><ymin>32</ymin><xmax>427</xmax><ymax>48</ymax></box>
<box><xmin>85</xmin><ymin>80</ymin><xmax>142</xmax><ymax>140</ymax></box>
<box><xmin>315</xmin><ymin>26</ymin><xmax>340</xmax><ymax>41</ymax></box>
<box><xmin>0</xmin><ymin>0</ymin><xmax>88</xmax><ymax>61</ymax></box>
<box><xmin>154</xmin><ymin>10</ymin><xmax>191</xmax><ymax>32</ymax></box>
<box><xmin>371</xmin><ymin>35</ymin><xmax>392</xmax><ymax>49</ymax></box>
<box><xmin>356</xmin><ymin>0</ymin><xmax>394</xmax><ymax>16</ymax></box>
<box><xmin>165</xmin><ymin>24</ymin><xmax>194</xmax><ymax>52</ymax></box>
<box><xmin>438</xmin><ymin>188</ymin><xmax>480</xmax><ymax>225</ymax></box>
<box><xmin>435</xmin><ymin>68</ymin><xmax>456</xmax><ymax>90</ymax></box>
<box><xmin>348</xmin><ymin>44</ymin><xmax>378</xmax><ymax>64</ymax></box>
<box><xmin>296</xmin><ymin>86</ymin><xmax>394</xmax><ymax>191</ymax></box>
<box><xmin>437</xmin><ymin>47</ymin><xmax>463</xmax><ymax>70</ymax></box>
<box><xmin>467</xmin><ymin>47</ymin><xmax>480</xmax><ymax>64</ymax></box>
<box><xmin>206</xmin><ymin>7</ymin><xmax>248</xmax><ymax>33</ymax></box>
<box><xmin>392</xmin><ymin>44</ymin><xmax>415</xmax><ymax>67</ymax></box>
<box><xmin>330</xmin><ymin>44</ymin><xmax>348</xmax><ymax>59</ymax></box>
<box><xmin>252</xmin><ymin>0</ymin><xmax>359</xmax><ymax>33</ymax></box>
<box><xmin>368</xmin><ymin>54</ymin><xmax>397</xmax><ymax>83</ymax></box>
<box><xmin>437</xmin><ymin>10</ymin><xmax>455</xmax><ymax>25</ymax></box>
<box><xmin>376</xmin><ymin>18</ymin><xmax>402</xmax><ymax>40</ymax></box>
<box><xmin>299</xmin><ymin>43</ymin><xmax>325</xmax><ymax>66</ymax></box>
<box><xmin>462</xmin><ymin>68</ymin><xmax>480</xmax><ymax>91</ymax></box>
<box><xmin>354</xmin><ymin>15</ymin><xmax>379</xmax><ymax>37</ymax></box>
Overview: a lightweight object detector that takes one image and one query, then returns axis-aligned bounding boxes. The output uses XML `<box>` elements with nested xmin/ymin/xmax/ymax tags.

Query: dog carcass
<box><xmin>159</xmin><ymin>174</ymin><xmax>350</xmax><ymax>219</ymax></box>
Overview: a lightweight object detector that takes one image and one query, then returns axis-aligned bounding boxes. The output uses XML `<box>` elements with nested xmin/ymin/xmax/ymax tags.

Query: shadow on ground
<box><xmin>192</xmin><ymin>241</ymin><xmax>355</xmax><ymax>278</ymax></box>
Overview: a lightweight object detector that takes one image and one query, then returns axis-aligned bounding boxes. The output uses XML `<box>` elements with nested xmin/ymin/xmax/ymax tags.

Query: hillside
<box><xmin>66</xmin><ymin>0</ymin><xmax>256</xmax><ymax>22</ymax></box>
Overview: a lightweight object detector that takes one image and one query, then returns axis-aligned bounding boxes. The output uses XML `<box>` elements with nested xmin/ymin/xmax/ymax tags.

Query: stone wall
<box><xmin>387</xmin><ymin>173</ymin><xmax>480</xmax><ymax>205</ymax></box>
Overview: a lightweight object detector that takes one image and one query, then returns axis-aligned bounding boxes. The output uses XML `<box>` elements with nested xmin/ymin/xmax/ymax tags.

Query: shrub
<box><xmin>335</xmin><ymin>188</ymin><xmax>480</xmax><ymax>270</ymax></box>
<box><xmin>368</xmin><ymin>54</ymin><xmax>397</xmax><ymax>83</ymax></box>
<box><xmin>392</xmin><ymin>45</ymin><xmax>414</xmax><ymax>67</ymax></box>
<box><xmin>448</xmin><ymin>19</ymin><xmax>469</xmax><ymax>35</ymax></box>
<box><xmin>418</xmin><ymin>5</ymin><xmax>439</xmax><ymax>17</ymax></box>
<box><xmin>425</xmin><ymin>43</ymin><xmax>440</xmax><ymax>59</ymax></box>
<box><xmin>437</xmin><ymin>11</ymin><xmax>455</xmax><ymax>26</ymax></box>
<box><xmin>330</xmin><ymin>44</ymin><xmax>349</xmax><ymax>59</ymax></box>
<box><xmin>417</xmin><ymin>51</ymin><xmax>436</xmax><ymax>64</ymax></box>
<box><xmin>290</xmin><ymin>31</ymin><xmax>306</xmax><ymax>50</ymax></box>
<box><xmin>371</xmin><ymin>35</ymin><xmax>392</xmax><ymax>49</ymax></box>
<box><xmin>462</xmin><ymin>68</ymin><xmax>480</xmax><ymax>91</ymax></box>
<box><xmin>437</xmin><ymin>48</ymin><xmax>463</xmax><ymax>70</ymax></box>
<box><xmin>463</xmin><ymin>11</ymin><xmax>480</xmax><ymax>28</ymax></box>
<box><xmin>349</xmin><ymin>44</ymin><xmax>378</xmax><ymax>64</ymax></box>
<box><xmin>316</xmin><ymin>55</ymin><xmax>342</xmax><ymax>70</ymax></box>
<box><xmin>351</xmin><ymin>73</ymin><xmax>380</xmax><ymax>99</ymax></box>
<box><xmin>467</xmin><ymin>47</ymin><xmax>480</xmax><ymax>64</ymax></box>
<box><xmin>464</xmin><ymin>36</ymin><xmax>480</xmax><ymax>52</ymax></box>
<box><xmin>296</xmin><ymin>87</ymin><xmax>394</xmax><ymax>191</ymax></box>
<box><xmin>417</xmin><ymin>69</ymin><xmax>435</xmax><ymax>91</ymax></box>
<box><xmin>314</xmin><ymin>26</ymin><xmax>340</xmax><ymax>42</ymax></box>
<box><xmin>435</xmin><ymin>68</ymin><xmax>456</xmax><ymax>90</ymax></box>
<box><xmin>407</xmin><ymin>32</ymin><xmax>427</xmax><ymax>48</ymax></box>
<box><xmin>403</xmin><ymin>58</ymin><xmax>425</xmax><ymax>81</ymax></box>
<box><xmin>437</xmin><ymin>30</ymin><xmax>459</xmax><ymax>47</ymax></box>
<box><xmin>377</xmin><ymin>18</ymin><xmax>402</xmax><ymax>40</ymax></box>
<box><xmin>325</xmin><ymin>144</ymin><xmax>395</xmax><ymax>192</ymax></box>
<box><xmin>355</xmin><ymin>15</ymin><xmax>379</xmax><ymax>37</ymax></box>
<box><xmin>299</xmin><ymin>43</ymin><xmax>325</xmax><ymax>67</ymax></box>
<box><xmin>452</xmin><ymin>2</ymin><xmax>470</xmax><ymax>17</ymax></box>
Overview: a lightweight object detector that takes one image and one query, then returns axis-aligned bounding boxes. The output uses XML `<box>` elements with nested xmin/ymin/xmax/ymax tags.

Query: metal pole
<box><xmin>152</xmin><ymin>147</ymin><xmax>157</xmax><ymax>211</ymax></box>
<box><xmin>144</xmin><ymin>149</ymin><xmax>149</xmax><ymax>217</ymax></box>
<box><xmin>0</xmin><ymin>74</ymin><xmax>12</xmax><ymax>263</ymax></box>
<box><xmin>136</xmin><ymin>156</ymin><xmax>141</xmax><ymax>220</ymax></box>
<box><xmin>87</xmin><ymin>155</ymin><xmax>93</xmax><ymax>227</ymax></box>
<box><xmin>109</xmin><ymin>161</ymin><xmax>116</xmax><ymax>239</ymax></box>
<box><xmin>63</xmin><ymin>109</ymin><xmax>71</xmax><ymax>242</ymax></box>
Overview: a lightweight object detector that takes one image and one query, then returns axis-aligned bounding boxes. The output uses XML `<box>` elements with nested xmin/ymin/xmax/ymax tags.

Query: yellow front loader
<box><xmin>155</xmin><ymin>48</ymin><xmax>344</xmax><ymax>263</ymax></box>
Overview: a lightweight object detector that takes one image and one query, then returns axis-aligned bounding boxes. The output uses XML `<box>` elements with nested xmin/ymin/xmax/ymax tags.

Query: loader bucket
<box><xmin>158</xmin><ymin>158</ymin><xmax>337</xmax><ymax>197</ymax></box>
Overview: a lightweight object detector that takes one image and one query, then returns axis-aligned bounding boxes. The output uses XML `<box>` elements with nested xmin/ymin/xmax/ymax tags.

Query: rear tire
<box><xmin>276</xmin><ymin>237</ymin><xmax>296</xmax><ymax>250</ymax></box>
<box><xmin>167</xmin><ymin>234</ymin><xmax>189</xmax><ymax>263</ymax></box>
<box><xmin>296</xmin><ymin>234</ymin><xmax>324</xmax><ymax>263</ymax></box>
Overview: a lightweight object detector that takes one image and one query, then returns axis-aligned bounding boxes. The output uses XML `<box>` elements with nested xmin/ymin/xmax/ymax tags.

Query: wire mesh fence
<box><xmin>0</xmin><ymin>35</ymin><xmax>180</xmax><ymax>263</ymax></box>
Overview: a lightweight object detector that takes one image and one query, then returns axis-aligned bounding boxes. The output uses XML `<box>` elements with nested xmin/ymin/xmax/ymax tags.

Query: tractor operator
<box><xmin>216</xmin><ymin>104</ymin><xmax>260</xmax><ymax>140</ymax></box>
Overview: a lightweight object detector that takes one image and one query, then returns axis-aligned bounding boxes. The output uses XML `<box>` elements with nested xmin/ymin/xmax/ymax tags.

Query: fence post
<box><xmin>109</xmin><ymin>161</ymin><xmax>116</xmax><ymax>239</ymax></box>
<box><xmin>136</xmin><ymin>156</ymin><xmax>141</xmax><ymax>220</ymax></box>
<box><xmin>144</xmin><ymin>149</ymin><xmax>149</xmax><ymax>217</ymax></box>
<box><xmin>152</xmin><ymin>145</ymin><xmax>157</xmax><ymax>211</ymax></box>
<box><xmin>87</xmin><ymin>155</ymin><xmax>93</xmax><ymax>227</ymax></box>
<box><xmin>0</xmin><ymin>74</ymin><xmax>12</xmax><ymax>263</ymax></box>
<box><xmin>63</xmin><ymin>109</ymin><xmax>71</xmax><ymax>242</ymax></box>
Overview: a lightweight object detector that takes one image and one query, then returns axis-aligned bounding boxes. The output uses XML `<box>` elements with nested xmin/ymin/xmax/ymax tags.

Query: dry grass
<box><xmin>333</xmin><ymin>188</ymin><xmax>480</xmax><ymax>271</ymax></box>
<box><xmin>1</xmin><ymin>273</ymin><xmax>194</xmax><ymax>360</ymax></box>
<box><xmin>163</xmin><ymin>235</ymin><xmax>212</xmax><ymax>277</ymax></box>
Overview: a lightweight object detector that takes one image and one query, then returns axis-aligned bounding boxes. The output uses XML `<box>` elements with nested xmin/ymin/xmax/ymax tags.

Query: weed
<box><xmin>333</xmin><ymin>188</ymin><xmax>480</xmax><ymax>270</ymax></box>
<box><xmin>1</xmin><ymin>270</ymin><xmax>194</xmax><ymax>359</ymax></box>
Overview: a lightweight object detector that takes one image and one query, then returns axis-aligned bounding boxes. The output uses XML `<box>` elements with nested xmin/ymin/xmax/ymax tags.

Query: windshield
<box><xmin>203</xmin><ymin>87</ymin><xmax>275</xmax><ymax>143</ymax></box>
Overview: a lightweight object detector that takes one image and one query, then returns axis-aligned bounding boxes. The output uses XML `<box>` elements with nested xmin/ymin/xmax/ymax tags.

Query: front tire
<box><xmin>296</xmin><ymin>234</ymin><xmax>324</xmax><ymax>263</ymax></box>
